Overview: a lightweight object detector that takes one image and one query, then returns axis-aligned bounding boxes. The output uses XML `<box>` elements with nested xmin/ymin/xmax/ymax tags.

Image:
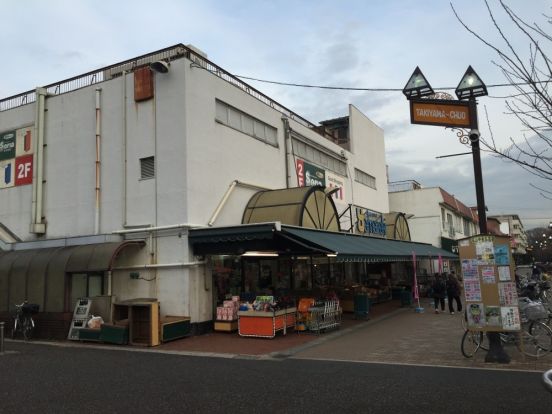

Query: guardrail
<box><xmin>544</xmin><ymin>369</ymin><xmax>552</xmax><ymax>393</ymax></box>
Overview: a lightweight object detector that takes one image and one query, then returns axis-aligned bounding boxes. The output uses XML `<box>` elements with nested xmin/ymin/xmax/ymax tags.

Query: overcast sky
<box><xmin>2</xmin><ymin>0</ymin><xmax>551</xmax><ymax>228</ymax></box>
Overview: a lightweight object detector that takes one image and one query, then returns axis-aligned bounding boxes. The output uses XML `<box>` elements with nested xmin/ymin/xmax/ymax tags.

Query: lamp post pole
<box><xmin>468</xmin><ymin>99</ymin><xmax>510</xmax><ymax>363</ymax></box>
<box><xmin>468</xmin><ymin>98</ymin><xmax>487</xmax><ymax>234</ymax></box>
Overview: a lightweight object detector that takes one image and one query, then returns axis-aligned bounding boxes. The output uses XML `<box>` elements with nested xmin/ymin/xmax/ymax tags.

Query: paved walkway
<box><xmin>8</xmin><ymin>299</ymin><xmax>552</xmax><ymax>372</ymax></box>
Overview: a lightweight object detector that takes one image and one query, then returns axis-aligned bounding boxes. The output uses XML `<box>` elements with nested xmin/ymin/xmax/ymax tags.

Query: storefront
<box><xmin>190</xmin><ymin>221</ymin><xmax>458</xmax><ymax>316</ymax></box>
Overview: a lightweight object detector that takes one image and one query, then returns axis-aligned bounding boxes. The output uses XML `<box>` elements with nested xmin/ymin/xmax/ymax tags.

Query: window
<box><xmin>441</xmin><ymin>208</ymin><xmax>446</xmax><ymax>229</ymax></box>
<box><xmin>140</xmin><ymin>156</ymin><xmax>155</xmax><ymax>179</ymax></box>
<box><xmin>69</xmin><ymin>273</ymin><xmax>104</xmax><ymax>311</ymax></box>
<box><xmin>446</xmin><ymin>213</ymin><xmax>454</xmax><ymax>236</ymax></box>
<box><xmin>354</xmin><ymin>168</ymin><xmax>376</xmax><ymax>189</ymax></box>
<box><xmin>463</xmin><ymin>218</ymin><xmax>471</xmax><ymax>236</ymax></box>
<box><xmin>292</xmin><ymin>138</ymin><xmax>347</xmax><ymax>176</ymax></box>
<box><xmin>215</xmin><ymin>100</ymin><xmax>278</xmax><ymax>146</ymax></box>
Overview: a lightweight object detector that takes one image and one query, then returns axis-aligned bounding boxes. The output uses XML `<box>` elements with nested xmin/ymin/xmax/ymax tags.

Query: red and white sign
<box><xmin>15</xmin><ymin>154</ymin><xmax>33</xmax><ymax>186</ymax></box>
<box><xmin>296</xmin><ymin>159</ymin><xmax>305</xmax><ymax>186</ymax></box>
<box><xmin>16</xmin><ymin>127</ymin><xmax>33</xmax><ymax>156</ymax></box>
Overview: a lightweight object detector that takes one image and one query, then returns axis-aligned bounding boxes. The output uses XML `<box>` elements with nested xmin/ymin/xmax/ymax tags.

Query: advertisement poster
<box><xmin>467</xmin><ymin>303</ymin><xmax>485</xmax><ymax>328</ymax></box>
<box><xmin>476</xmin><ymin>240</ymin><xmax>495</xmax><ymax>265</ymax></box>
<box><xmin>497</xmin><ymin>266</ymin><xmax>511</xmax><ymax>282</ymax></box>
<box><xmin>501</xmin><ymin>306</ymin><xmax>521</xmax><ymax>331</ymax></box>
<box><xmin>494</xmin><ymin>244</ymin><xmax>509</xmax><ymax>265</ymax></box>
<box><xmin>463</xmin><ymin>280</ymin><xmax>482</xmax><ymax>302</ymax></box>
<box><xmin>481</xmin><ymin>266</ymin><xmax>496</xmax><ymax>284</ymax></box>
<box><xmin>325</xmin><ymin>171</ymin><xmax>346</xmax><ymax>206</ymax></box>
<box><xmin>498</xmin><ymin>282</ymin><xmax>518</xmax><ymax>306</ymax></box>
<box><xmin>461</xmin><ymin>259</ymin><xmax>479</xmax><ymax>281</ymax></box>
<box><xmin>485</xmin><ymin>306</ymin><xmax>501</xmax><ymax>326</ymax></box>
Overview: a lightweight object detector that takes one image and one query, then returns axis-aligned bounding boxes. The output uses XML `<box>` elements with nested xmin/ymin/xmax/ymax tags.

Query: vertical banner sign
<box><xmin>0</xmin><ymin>131</ymin><xmax>16</xmax><ymax>161</ymax></box>
<box><xmin>0</xmin><ymin>159</ymin><xmax>15</xmax><ymax>188</ymax></box>
<box><xmin>16</xmin><ymin>127</ymin><xmax>33</xmax><ymax>156</ymax></box>
<box><xmin>296</xmin><ymin>159</ymin><xmax>305</xmax><ymax>186</ymax></box>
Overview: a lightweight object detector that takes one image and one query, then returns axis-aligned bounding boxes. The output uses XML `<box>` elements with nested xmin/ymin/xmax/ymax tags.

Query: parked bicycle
<box><xmin>11</xmin><ymin>301</ymin><xmax>39</xmax><ymax>340</ymax></box>
<box><xmin>461</xmin><ymin>298</ymin><xmax>552</xmax><ymax>359</ymax></box>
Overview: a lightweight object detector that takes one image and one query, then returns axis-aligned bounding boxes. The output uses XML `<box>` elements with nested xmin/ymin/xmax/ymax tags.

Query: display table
<box><xmin>238</xmin><ymin>307</ymin><xmax>296</xmax><ymax>338</ymax></box>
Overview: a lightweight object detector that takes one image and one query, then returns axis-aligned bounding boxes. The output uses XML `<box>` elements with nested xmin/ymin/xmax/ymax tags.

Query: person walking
<box><xmin>446</xmin><ymin>272</ymin><xmax>462</xmax><ymax>315</ymax></box>
<box><xmin>431</xmin><ymin>273</ymin><xmax>446</xmax><ymax>314</ymax></box>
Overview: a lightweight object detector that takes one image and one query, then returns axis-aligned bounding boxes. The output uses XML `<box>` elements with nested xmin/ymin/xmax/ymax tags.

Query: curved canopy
<box><xmin>242</xmin><ymin>186</ymin><xmax>340</xmax><ymax>232</ymax></box>
<box><xmin>385</xmin><ymin>212</ymin><xmax>411</xmax><ymax>241</ymax></box>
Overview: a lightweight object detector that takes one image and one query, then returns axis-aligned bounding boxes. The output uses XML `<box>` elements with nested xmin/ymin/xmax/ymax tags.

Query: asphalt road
<box><xmin>1</xmin><ymin>341</ymin><xmax>551</xmax><ymax>413</ymax></box>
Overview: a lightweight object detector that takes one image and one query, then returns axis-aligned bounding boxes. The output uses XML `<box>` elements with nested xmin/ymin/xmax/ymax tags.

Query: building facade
<box><xmin>0</xmin><ymin>44</ymin><xmax>454</xmax><ymax>336</ymax></box>
<box><xmin>488</xmin><ymin>214</ymin><xmax>528</xmax><ymax>255</ymax></box>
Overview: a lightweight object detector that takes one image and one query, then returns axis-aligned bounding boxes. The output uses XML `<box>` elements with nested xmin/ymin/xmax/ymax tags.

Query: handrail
<box><xmin>0</xmin><ymin>43</ymin><xmax>319</xmax><ymax>132</ymax></box>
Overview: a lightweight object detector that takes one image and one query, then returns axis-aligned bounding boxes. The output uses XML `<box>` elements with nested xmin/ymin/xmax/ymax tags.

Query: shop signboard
<box><xmin>325</xmin><ymin>171</ymin><xmax>346</xmax><ymax>206</ymax></box>
<box><xmin>355</xmin><ymin>207</ymin><xmax>386</xmax><ymax>237</ymax></box>
<box><xmin>458</xmin><ymin>235</ymin><xmax>520</xmax><ymax>332</ymax></box>
<box><xmin>410</xmin><ymin>99</ymin><xmax>471</xmax><ymax>128</ymax></box>
<box><xmin>295</xmin><ymin>159</ymin><xmax>326</xmax><ymax>187</ymax></box>
<box><xmin>0</xmin><ymin>127</ymin><xmax>34</xmax><ymax>189</ymax></box>
<box><xmin>0</xmin><ymin>130</ymin><xmax>16</xmax><ymax>161</ymax></box>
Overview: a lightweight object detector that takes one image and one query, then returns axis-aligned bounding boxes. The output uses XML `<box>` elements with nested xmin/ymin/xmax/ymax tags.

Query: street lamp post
<box><xmin>404</xmin><ymin>65</ymin><xmax>510</xmax><ymax>363</ymax></box>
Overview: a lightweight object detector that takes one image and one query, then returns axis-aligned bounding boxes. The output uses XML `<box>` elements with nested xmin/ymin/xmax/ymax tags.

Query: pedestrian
<box><xmin>431</xmin><ymin>273</ymin><xmax>446</xmax><ymax>314</ymax></box>
<box><xmin>446</xmin><ymin>272</ymin><xmax>462</xmax><ymax>314</ymax></box>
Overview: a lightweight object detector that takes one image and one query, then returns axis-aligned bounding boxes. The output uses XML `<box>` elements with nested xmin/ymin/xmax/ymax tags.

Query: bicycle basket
<box><xmin>22</xmin><ymin>303</ymin><xmax>40</xmax><ymax>315</ymax></box>
<box><xmin>521</xmin><ymin>302</ymin><xmax>547</xmax><ymax>321</ymax></box>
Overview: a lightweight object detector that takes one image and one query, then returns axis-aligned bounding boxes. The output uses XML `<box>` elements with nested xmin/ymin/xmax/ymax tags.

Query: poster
<box><xmin>498</xmin><ymin>282</ymin><xmax>518</xmax><ymax>306</ymax></box>
<box><xmin>463</xmin><ymin>280</ymin><xmax>482</xmax><ymax>302</ymax></box>
<box><xmin>467</xmin><ymin>303</ymin><xmax>485</xmax><ymax>327</ymax></box>
<box><xmin>461</xmin><ymin>259</ymin><xmax>479</xmax><ymax>281</ymax></box>
<box><xmin>494</xmin><ymin>244</ymin><xmax>509</xmax><ymax>265</ymax></box>
<box><xmin>481</xmin><ymin>266</ymin><xmax>496</xmax><ymax>284</ymax></box>
<box><xmin>501</xmin><ymin>306</ymin><xmax>521</xmax><ymax>331</ymax></box>
<box><xmin>476</xmin><ymin>240</ymin><xmax>495</xmax><ymax>265</ymax></box>
<box><xmin>497</xmin><ymin>266</ymin><xmax>511</xmax><ymax>282</ymax></box>
<box><xmin>485</xmin><ymin>306</ymin><xmax>501</xmax><ymax>326</ymax></box>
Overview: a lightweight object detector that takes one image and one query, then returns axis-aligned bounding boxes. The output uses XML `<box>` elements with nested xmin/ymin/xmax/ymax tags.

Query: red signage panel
<box><xmin>15</xmin><ymin>154</ymin><xmax>33</xmax><ymax>186</ymax></box>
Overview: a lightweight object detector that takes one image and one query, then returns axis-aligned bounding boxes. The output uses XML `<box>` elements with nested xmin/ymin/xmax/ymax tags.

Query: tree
<box><xmin>452</xmin><ymin>1</ymin><xmax>552</xmax><ymax>198</ymax></box>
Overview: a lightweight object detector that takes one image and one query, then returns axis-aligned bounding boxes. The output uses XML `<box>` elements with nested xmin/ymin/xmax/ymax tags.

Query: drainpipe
<box><xmin>282</xmin><ymin>116</ymin><xmax>291</xmax><ymax>188</ymax></box>
<box><xmin>122</xmin><ymin>71</ymin><xmax>129</xmax><ymax>226</ymax></box>
<box><xmin>30</xmin><ymin>87</ymin><xmax>47</xmax><ymax>234</ymax></box>
<box><xmin>94</xmin><ymin>88</ymin><xmax>102</xmax><ymax>235</ymax></box>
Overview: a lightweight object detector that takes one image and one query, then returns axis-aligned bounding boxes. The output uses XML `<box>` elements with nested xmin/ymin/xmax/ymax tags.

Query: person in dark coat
<box><xmin>431</xmin><ymin>273</ymin><xmax>446</xmax><ymax>314</ymax></box>
<box><xmin>446</xmin><ymin>272</ymin><xmax>462</xmax><ymax>314</ymax></box>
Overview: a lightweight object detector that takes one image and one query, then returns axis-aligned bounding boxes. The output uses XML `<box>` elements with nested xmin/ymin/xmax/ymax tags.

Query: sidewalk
<box><xmin>157</xmin><ymin>300</ymin><xmax>402</xmax><ymax>356</ymax></box>
<box><xmin>291</xmin><ymin>298</ymin><xmax>552</xmax><ymax>372</ymax></box>
<box><xmin>157</xmin><ymin>298</ymin><xmax>552</xmax><ymax>371</ymax></box>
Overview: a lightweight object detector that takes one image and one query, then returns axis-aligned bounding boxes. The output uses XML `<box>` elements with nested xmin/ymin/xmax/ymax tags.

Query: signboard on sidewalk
<box><xmin>458</xmin><ymin>235</ymin><xmax>519</xmax><ymax>332</ymax></box>
<box><xmin>410</xmin><ymin>99</ymin><xmax>472</xmax><ymax>128</ymax></box>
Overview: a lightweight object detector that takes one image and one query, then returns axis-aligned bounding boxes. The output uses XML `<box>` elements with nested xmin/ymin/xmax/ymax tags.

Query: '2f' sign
<box><xmin>15</xmin><ymin>154</ymin><xmax>33</xmax><ymax>186</ymax></box>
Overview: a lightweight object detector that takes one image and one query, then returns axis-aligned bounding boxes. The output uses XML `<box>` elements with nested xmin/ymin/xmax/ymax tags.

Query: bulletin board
<box><xmin>458</xmin><ymin>235</ymin><xmax>520</xmax><ymax>332</ymax></box>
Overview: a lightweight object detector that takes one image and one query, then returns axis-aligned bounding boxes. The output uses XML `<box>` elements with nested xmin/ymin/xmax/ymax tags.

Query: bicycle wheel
<box><xmin>520</xmin><ymin>322</ymin><xmax>552</xmax><ymax>358</ymax></box>
<box><xmin>22</xmin><ymin>317</ymin><xmax>33</xmax><ymax>341</ymax></box>
<box><xmin>11</xmin><ymin>317</ymin><xmax>17</xmax><ymax>339</ymax></box>
<box><xmin>461</xmin><ymin>330</ymin><xmax>483</xmax><ymax>358</ymax></box>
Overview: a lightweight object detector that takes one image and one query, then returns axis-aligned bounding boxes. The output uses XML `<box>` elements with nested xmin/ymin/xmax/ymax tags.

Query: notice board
<box><xmin>458</xmin><ymin>235</ymin><xmax>520</xmax><ymax>332</ymax></box>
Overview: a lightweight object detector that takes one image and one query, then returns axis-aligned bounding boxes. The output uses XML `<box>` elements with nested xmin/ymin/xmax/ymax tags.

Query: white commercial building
<box><xmin>0</xmin><ymin>44</ymin><xmax>454</xmax><ymax>337</ymax></box>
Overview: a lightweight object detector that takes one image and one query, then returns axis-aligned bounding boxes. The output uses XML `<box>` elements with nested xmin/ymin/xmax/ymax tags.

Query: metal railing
<box><xmin>0</xmin><ymin>43</ymin><xmax>318</xmax><ymax>132</ymax></box>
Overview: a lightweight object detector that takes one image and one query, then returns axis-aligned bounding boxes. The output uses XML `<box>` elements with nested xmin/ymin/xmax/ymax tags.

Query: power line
<box><xmin>234</xmin><ymin>74</ymin><xmax>543</xmax><ymax>92</ymax></box>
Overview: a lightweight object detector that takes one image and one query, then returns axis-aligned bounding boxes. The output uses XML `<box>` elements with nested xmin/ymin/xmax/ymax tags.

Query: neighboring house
<box><xmin>486</xmin><ymin>216</ymin><xmax>507</xmax><ymax>236</ymax></box>
<box><xmin>0</xmin><ymin>44</ymin><xmax>454</xmax><ymax>337</ymax></box>
<box><xmin>488</xmin><ymin>214</ymin><xmax>528</xmax><ymax>255</ymax></box>
<box><xmin>388</xmin><ymin>180</ymin><xmax>478</xmax><ymax>275</ymax></box>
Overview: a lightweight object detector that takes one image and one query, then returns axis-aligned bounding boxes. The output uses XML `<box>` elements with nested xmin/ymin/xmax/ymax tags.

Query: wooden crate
<box><xmin>160</xmin><ymin>316</ymin><xmax>191</xmax><ymax>342</ymax></box>
<box><xmin>214</xmin><ymin>320</ymin><xmax>238</xmax><ymax>332</ymax></box>
<box><xmin>130</xmin><ymin>302</ymin><xmax>160</xmax><ymax>346</ymax></box>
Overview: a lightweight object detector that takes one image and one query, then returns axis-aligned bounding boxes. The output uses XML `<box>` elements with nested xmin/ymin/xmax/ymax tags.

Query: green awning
<box><xmin>189</xmin><ymin>222</ymin><xmax>457</xmax><ymax>262</ymax></box>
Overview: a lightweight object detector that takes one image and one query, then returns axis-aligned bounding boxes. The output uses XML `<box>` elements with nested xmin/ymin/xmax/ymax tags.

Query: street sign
<box><xmin>410</xmin><ymin>99</ymin><xmax>472</xmax><ymax>128</ymax></box>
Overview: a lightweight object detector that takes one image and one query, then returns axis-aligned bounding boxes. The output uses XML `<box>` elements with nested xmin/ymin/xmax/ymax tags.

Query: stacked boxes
<box><xmin>216</xmin><ymin>296</ymin><xmax>240</xmax><ymax>321</ymax></box>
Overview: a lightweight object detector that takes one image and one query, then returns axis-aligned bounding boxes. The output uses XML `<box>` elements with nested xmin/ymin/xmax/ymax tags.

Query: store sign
<box><xmin>296</xmin><ymin>159</ymin><xmax>326</xmax><ymax>187</ymax></box>
<box><xmin>356</xmin><ymin>207</ymin><xmax>386</xmax><ymax>237</ymax></box>
<box><xmin>326</xmin><ymin>171</ymin><xmax>346</xmax><ymax>205</ymax></box>
<box><xmin>410</xmin><ymin>99</ymin><xmax>471</xmax><ymax>128</ymax></box>
<box><xmin>0</xmin><ymin>127</ymin><xmax>34</xmax><ymax>189</ymax></box>
<box><xmin>0</xmin><ymin>131</ymin><xmax>16</xmax><ymax>161</ymax></box>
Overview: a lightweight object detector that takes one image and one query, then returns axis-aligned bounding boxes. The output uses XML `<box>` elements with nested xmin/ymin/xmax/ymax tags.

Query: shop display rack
<box><xmin>305</xmin><ymin>300</ymin><xmax>341</xmax><ymax>333</ymax></box>
<box><xmin>238</xmin><ymin>307</ymin><xmax>296</xmax><ymax>338</ymax></box>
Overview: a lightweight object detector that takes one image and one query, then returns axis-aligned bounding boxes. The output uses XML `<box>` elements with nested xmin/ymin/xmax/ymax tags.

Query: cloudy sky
<box><xmin>2</xmin><ymin>0</ymin><xmax>551</xmax><ymax>228</ymax></box>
